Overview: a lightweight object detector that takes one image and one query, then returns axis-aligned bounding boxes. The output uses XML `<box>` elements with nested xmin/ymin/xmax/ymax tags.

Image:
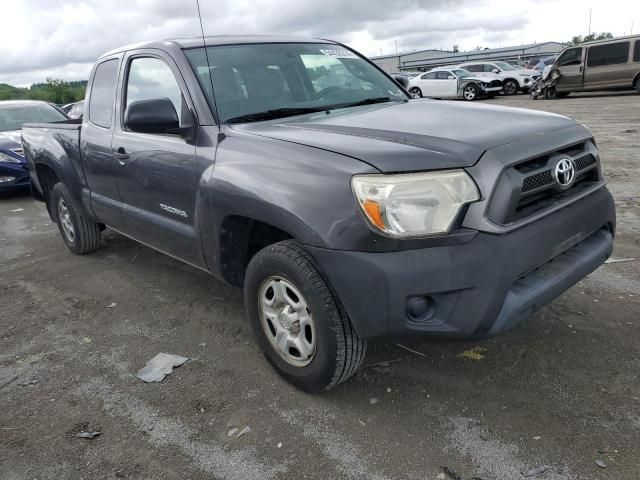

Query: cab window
<box><xmin>89</xmin><ymin>59</ymin><xmax>119</xmax><ymax>128</ymax></box>
<box><xmin>557</xmin><ymin>47</ymin><xmax>583</xmax><ymax>67</ymax></box>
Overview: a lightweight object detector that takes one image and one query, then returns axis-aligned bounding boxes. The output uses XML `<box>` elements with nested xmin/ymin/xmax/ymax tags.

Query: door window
<box><xmin>89</xmin><ymin>59</ymin><xmax>119</xmax><ymax>128</ymax></box>
<box><xmin>436</xmin><ymin>71</ymin><xmax>451</xmax><ymax>79</ymax></box>
<box><xmin>125</xmin><ymin>57</ymin><xmax>189</xmax><ymax>127</ymax></box>
<box><xmin>483</xmin><ymin>64</ymin><xmax>497</xmax><ymax>72</ymax></box>
<box><xmin>587</xmin><ymin>42</ymin><xmax>630</xmax><ymax>67</ymax></box>
<box><xmin>465</xmin><ymin>64</ymin><xmax>482</xmax><ymax>72</ymax></box>
<box><xmin>422</xmin><ymin>72</ymin><xmax>437</xmax><ymax>80</ymax></box>
<box><xmin>635</xmin><ymin>40</ymin><xmax>640</xmax><ymax>62</ymax></box>
<box><xmin>557</xmin><ymin>48</ymin><xmax>583</xmax><ymax>67</ymax></box>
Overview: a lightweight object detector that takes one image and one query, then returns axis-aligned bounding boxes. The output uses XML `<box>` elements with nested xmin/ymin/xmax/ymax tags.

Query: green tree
<box><xmin>570</xmin><ymin>32</ymin><xmax>614</xmax><ymax>45</ymax></box>
<box><xmin>0</xmin><ymin>79</ymin><xmax>86</xmax><ymax>104</ymax></box>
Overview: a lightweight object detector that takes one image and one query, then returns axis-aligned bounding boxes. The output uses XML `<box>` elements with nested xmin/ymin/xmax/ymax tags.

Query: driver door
<box><xmin>110</xmin><ymin>51</ymin><xmax>202</xmax><ymax>265</ymax></box>
<box><xmin>555</xmin><ymin>47</ymin><xmax>585</xmax><ymax>91</ymax></box>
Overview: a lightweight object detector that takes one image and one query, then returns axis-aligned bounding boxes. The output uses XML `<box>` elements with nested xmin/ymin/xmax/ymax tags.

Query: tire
<box><xmin>51</xmin><ymin>182</ymin><xmax>101</xmax><ymax>254</ymax></box>
<box><xmin>503</xmin><ymin>79</ymin><xmax>518</xmax><ymax>95</ymax></box>
<box><xmin>545</xmin><ymin>87</ymin><xmax>569</xmax><ymax>100</ymax></box>
<box><xmin>462</xmin><ymin>83</ymin><xmax>479</xmax><ymax>101</ymax></box>
<box><xmin>635</xmin><ymin>81</ymin><xmax>639</xmax><ymax>95</ymax></box>
<box><xmin>409</xmin><ymin>87</ymin><xmax>422</xmax><ymax>98</ymax></box>
<box><xmin>244</xmin><ymin>240</ymin><xmax>366</xmax><ymax>392</ymax></box>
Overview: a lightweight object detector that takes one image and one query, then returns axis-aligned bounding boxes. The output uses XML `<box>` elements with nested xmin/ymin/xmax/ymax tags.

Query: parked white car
<box><xmin>457</xmin><ymin>61</ymin><xmax>540</xmax><ymax>95</ymax></box>
<box><xmin>407</xmin><ymin>68</ymin><xmax>503</xmax><ymax>101</ymax></box>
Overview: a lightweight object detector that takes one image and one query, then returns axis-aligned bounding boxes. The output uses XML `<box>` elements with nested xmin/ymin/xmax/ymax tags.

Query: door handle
<box><xmin>113</xmin><ymin>147</ymin><xmax>129</xmax><ymax>165</ymax></box>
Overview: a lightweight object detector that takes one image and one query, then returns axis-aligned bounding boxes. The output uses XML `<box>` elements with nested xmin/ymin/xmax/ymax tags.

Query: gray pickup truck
<box><xmin>22</xmin><ymin>36</ymin><xmax>616</xmax><ymax>392</ymax></box>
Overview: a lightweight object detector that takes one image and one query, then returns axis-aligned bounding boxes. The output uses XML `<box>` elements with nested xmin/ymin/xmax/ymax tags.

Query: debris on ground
<box><xmin>458</xmin><ymin>346</ymin><xmax>488</xmax><ymax>361</ymax></box>
<box><xmin>136</xmin><ymin>353</ymin><xmax>188</xmax><ymax>383</ymax></box>
<box><xmin>10</xmin><ymin>208</ymin><xmax>24</xmax><ymax>213</ymax></box>
<box><xmin>237</xmin><ymin>426</ymin><xmax>251</xmax><ymax>438</ymax></box>
<box><xmin>369</xmin><ymin>397</ymin><xmax>379</xmax><ymax>405</ymax></box>
<box><xmin>83</xmin><ymin>337</ymin><xmax>92</xmax><ymax>343</ymax></box>
<box><xmin>227</xmin><ymin>427</ymin><xmax>239</xmax><ymax>437</ymax></box>
<box><xmin>604</xmin><ymin>257</ymin><xmax>636</xmax><ymax>264</ymax></box>
<box><xmin>363</xmin><ymin>358</ymin><xmax>403</xmax><ymax>368</ymax></box>
<box><xmin>440</xmin><ymin>465</ymin><xmax>463</xmax><ymax>480</ymax></box>
<box><xmin>19</xmin><ymin>379</ymin><xmax>38</xmax><ymax>386</ymax></box>
<box><xmin>521</xmin><ymin>465</ymin><xmax>550</xmax><ymax>477</ymax></box>
<box><xmin>595</xmin><ymin>459</ymin><xmax>607</xmax><ymax>468</ymax></box>
<box><xmin>105</xmin><ymin>302</ymin><xmax>117</xmax><ymax>308</ymax></box>
<box><xmin>396</xmin><ymin>343</ymin><xmax>427</xmax><ymax>357</ymax></box>
<box><xmin>76</xmin><ymin>430</ymin><xmax>101</xmax><ymax>439</ymax></box>
<box><xmin>277</xmin><ymin>442</ymin><xmax>282</xmax><ymax>448</ymax></box>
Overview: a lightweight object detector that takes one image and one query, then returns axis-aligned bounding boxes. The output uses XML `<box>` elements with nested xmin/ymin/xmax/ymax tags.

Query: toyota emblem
<box><xmin>553</xmin><ymin>158</ymin><xmax>576</xmax><ymax>189</ymax></box>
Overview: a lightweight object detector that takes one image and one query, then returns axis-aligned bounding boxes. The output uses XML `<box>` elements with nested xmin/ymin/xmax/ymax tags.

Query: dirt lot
<box><xmin>1</xmin><ymin>92</ymin><xmax>638</xmax><ymax>480</ymax></box>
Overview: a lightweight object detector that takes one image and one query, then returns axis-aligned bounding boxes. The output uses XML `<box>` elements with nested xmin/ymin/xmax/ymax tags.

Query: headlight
<box><xmin>351</xmin><ymin>170</ymin><xmax>480</xmax><ymax>237</ymax></box>
<box><xmin>0</xmin><ymin>151</ymin><xmax>22</xmax><ymax>164</ymax></box>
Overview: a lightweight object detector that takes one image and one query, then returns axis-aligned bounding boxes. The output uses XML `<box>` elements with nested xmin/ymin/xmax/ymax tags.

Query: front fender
<box><xmin>197</xmin><ymin>130</ymin><xmax>383</xmax><ymax>279</ymax></box>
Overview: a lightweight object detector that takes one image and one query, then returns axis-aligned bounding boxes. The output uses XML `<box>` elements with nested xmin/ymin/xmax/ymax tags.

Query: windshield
<box><xmin>452</xmin><ymin>69</ymin><xmax>473</xmax><ymax>78</ymax></box>
<box><xmin>0</xmin><ymin>103</ymin><xmax>67</xmax><ymax>132</ymax></box>
<box><xmin>185</xmin><ymin>43</ymin><xmax>407</xmax><ymax>123</ymax></box>
<box><xmin>495</xmin><ymin>62</ymin><xmax>518</xmax><ymax>71</ymax></box>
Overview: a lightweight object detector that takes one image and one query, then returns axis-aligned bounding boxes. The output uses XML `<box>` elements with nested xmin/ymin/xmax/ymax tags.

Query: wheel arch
<box><xmin>218</xmin><ymin>215</ymin><xmax>295</xmax><ymax>287</ymax></box>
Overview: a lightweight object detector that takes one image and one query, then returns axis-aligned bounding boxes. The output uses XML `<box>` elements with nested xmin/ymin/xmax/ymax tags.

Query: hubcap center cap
<box><xmin>279</xmin><ymin>307</ymin><xmax>298</xmax><ymax>332</ymax></box>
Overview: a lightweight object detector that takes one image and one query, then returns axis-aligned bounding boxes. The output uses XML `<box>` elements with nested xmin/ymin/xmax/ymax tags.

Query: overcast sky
<box><xmin>2</xmin><ymin>0</ymin><xmax>639</xmax><ymax>86</ymax></box>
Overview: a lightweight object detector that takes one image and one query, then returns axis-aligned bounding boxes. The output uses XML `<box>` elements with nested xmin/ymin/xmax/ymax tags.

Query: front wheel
<box><xmin>51</xmin><ymin>183</ymin><xmax>101</xmax><ymax>254</ymax></box>
<box><xmin>503</xmin><ymin>79</ymin><xmax>518</xmax><ymax>95</ymax></box>
<box><xmin>409</xmin><ymin>87</ymin><xmax>422</xmax><ymax>98</ymax></box>
<box><xmin>462</xmin><ymin>83</ymin><xmax>479</xmax><ymax>101</ymax></box>
<box><xmin>244</xmin><ymin>241</ymin><xmax>366</xmax><ymax>393</ymax></box>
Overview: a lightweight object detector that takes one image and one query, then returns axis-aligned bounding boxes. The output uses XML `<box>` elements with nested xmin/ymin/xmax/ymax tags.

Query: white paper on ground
<box><xmin>136</xmin><ymin>353</ymin><xmax>188</xmax><ymax>382</ymax></box>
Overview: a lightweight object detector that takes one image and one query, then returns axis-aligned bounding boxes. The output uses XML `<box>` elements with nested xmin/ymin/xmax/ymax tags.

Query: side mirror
<box><xmin>125</xmin><ymin>98</ymin><xmax>181</xmax><ymax>134</ymax></box>
<box><xmin>391</xmin><ymin>75</ymin><xmax>409</xmax><ymax>89</ymax></box>
<box><xmin>492</xmin><ymin>68</ymin><xmax>500</xmax><ymax>74</ymax></box>
<box><xmin>447</xmin><ymin>75</ymin><xmax>456</xmax><ymax>80</ymax></box>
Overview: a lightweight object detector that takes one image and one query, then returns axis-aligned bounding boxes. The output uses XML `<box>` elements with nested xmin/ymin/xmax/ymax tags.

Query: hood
<box><xmin>231</xmin><ymin>100</ymin><xmax>578</xmax><ymax>172</ymax></box>
<box><xmin>0</xmin><ymin>130</ymin><xmax>22</xmax><ymax>149</ymax></box>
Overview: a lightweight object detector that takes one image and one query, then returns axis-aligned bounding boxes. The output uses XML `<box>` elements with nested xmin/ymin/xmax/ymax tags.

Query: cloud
<box><xmin>1</xmin><ymin>0</ymin><xmax>639</xmax><ymax>85</ymax></box>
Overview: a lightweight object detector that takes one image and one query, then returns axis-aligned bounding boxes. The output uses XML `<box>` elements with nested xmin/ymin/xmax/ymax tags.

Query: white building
<box><xmin>371</xmin><ymin>42</ymin><xmax>568</xmax><ymax>73</ymax></box>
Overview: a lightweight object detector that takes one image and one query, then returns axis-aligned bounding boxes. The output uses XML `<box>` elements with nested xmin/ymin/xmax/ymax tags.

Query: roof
<box><xmin>576</xmin><ymin>33</ymin><xmax>640</xmax><ymax>46</ymax></box>
<box><xmin>101</xmin><ymin>35</ymin><xmax>335</xmax><ymax>58</ymax></box>
<box><xmin>0</xmin><ymin>100</ymin><xmax>54</xmax><ymax>107</ymax></box>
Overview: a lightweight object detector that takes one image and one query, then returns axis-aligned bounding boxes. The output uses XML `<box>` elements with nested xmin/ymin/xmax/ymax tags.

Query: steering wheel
<box><xmin>314</xmin><ymin>86</ymin><xmax>344</xmax><ymax>101</ymax></box>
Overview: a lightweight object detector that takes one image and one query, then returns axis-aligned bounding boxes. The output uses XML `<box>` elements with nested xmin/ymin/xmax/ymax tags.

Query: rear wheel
<box><xmin>462</xmin><ymin>83</ymin><xmax>479</xmax><ymax>101</ymax></box>
<box><xmin>244</xmin><ymin>240</ymin><xmax>366</xmax><ymax>392</ymax></box>
<box><xmin>51</xmin><ymin>183</ymin><xmax>101</xmax><ymax>254</ymax></box>
<box><xmin>503</xmin><ymin>79</ymin><xmax>518</xmax><ymax>95</ymax></box>
<box><xmin>409</xmin><ymin>87</ymin><xmax>422</xmax><ymax>98</ymax></box>
<box><xmin>636</xmin><ymin>81</ymin><xmax>640</xmax><ymax>95</ymax></box>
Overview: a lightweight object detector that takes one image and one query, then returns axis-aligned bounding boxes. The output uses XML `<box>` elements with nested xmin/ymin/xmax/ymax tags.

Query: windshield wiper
<box><xmin>226</xmin><ymin>107</ymin><xmax>329</xmax><ymax>124</ymax></box>
<box><xmin>225</xmin><ymin>98</ymin><xmax>399</xmax><ymax>124</ymax></box>
<box><xmin>325</xmin><ymin>97</ymin><xmax>395</xmax><ymax>109</ymax></box>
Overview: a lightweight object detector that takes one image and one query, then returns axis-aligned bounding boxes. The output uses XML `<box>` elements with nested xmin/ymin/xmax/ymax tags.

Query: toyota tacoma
<box><xmin>22</xmin><ymin>36</ymin><xmax>615</xmax><ymax>392</ymax></box>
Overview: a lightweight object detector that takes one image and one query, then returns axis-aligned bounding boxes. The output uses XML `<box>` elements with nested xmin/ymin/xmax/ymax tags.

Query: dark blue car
<box><xmin>0</xmin><ymin>100</ymin><xmax>67</xmax><ymax>193</ymax></box>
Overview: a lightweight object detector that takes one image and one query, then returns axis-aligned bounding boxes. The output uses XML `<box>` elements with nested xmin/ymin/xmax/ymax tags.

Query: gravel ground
<box><xmin>1</xmin><ymin>92</ymin><xmax>638</xmax><ymax>480</ymax></box>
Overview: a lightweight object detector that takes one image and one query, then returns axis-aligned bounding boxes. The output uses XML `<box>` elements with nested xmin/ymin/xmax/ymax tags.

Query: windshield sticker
<box><xmin>319</xmin><ymin>48</ymin><xmax>357</xmax><ymax>59</ymax></box>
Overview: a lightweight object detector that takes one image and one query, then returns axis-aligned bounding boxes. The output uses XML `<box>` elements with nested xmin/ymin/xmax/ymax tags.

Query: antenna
<box><xmin>194</xmin><ymin>0</ymin><xmax>219</xmax><ymax>126</ymax></box>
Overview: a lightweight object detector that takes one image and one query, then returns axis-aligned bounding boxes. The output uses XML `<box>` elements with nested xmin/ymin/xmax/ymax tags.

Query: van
<box><xmin>552</xmin><ymin>35</ymin><xmax>640</xmax><ymax>97</ymax></box>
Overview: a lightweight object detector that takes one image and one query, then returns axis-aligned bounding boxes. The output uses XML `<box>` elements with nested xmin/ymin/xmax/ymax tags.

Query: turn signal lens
<box><xmin>362</xmin><ymin>200</ymin><xmax>385</xmax><ymax>229</ymax></box>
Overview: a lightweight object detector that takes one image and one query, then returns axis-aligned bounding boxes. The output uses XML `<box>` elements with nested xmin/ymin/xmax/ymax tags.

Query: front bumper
<box><xmin>483</xmin><ymin>86</ymin><xmax>503</xmax><ymax>93</ymax></box>
<box><xmin>0</xmin><ymin>162</ymin><xmax>30</xmax><ymax>191</ymax></box>
<box><xmin>307</xmin><ymin>187</ymin><xmax>615</xmax><ymax>340</ymax></box>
